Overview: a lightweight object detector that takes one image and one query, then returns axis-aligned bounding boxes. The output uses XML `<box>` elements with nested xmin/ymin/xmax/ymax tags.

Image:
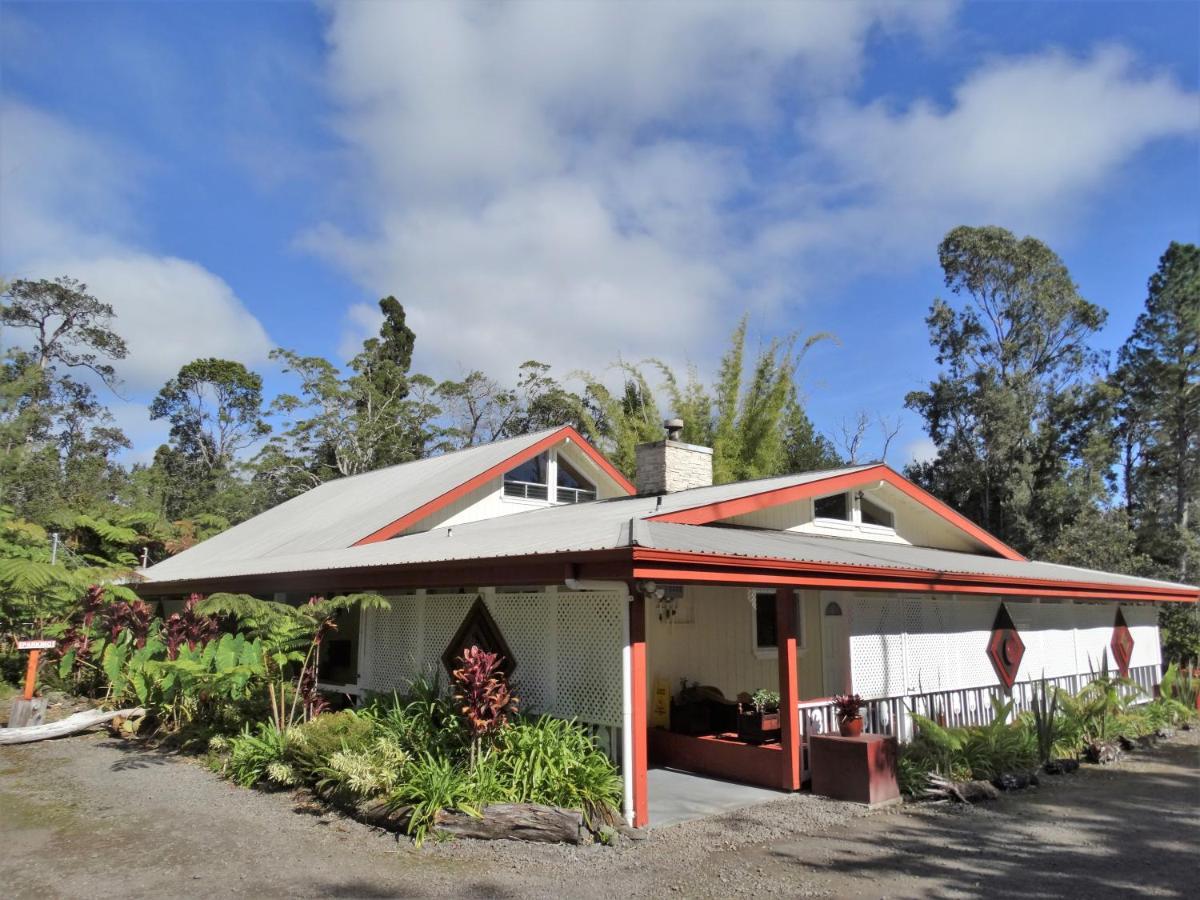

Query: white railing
<box><xmin>503</xmin><ymin>479</ymin><xmax>549</xmax><ymax>501</ymax></box>
<box><xmin>799</xmin><ymin>663</ymin><xmax>1160</xmax><ymax>745</ymax></box>
<box><xmin>556</xmin><ymin>485</ymin><xmax>597</xmax><ymax>504</ymax></box>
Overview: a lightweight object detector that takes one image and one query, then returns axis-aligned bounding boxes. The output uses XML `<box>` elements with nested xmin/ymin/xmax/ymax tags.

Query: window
<box><xmin>859</xmin><ymin>494</ymin><xmax>894</xmax><ymax>529</ymax></box>
<box><xmin>555</xmin><ymin>458</ymin><xmax>596</xmax><ymax>504</ymax></box>
<box><xmin>750</xmin><ymin>590</ymin><xmax>804</xmax><ymax>658</ymax></box>
<box><xmin>814</xmin><ymin>492</ymin><xmax>849</xmax><ymax>521</ymax></box>
<box><xmin>503</xmin><ymin>451</ymin><xmax>596</xmax><ymax>504</ymax></box>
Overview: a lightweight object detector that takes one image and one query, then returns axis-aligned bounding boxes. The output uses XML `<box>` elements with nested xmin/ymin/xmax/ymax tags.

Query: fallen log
<box><xmin>0</xmin><ymin>707</ymin><xmax>145</xmax><ymax>745</ymax></box>
<box><xmin>434</xmin><ymin>803</ymin><xmax>586</xmax><ymax>844</ymax></box>
<box><xmin>926</xmin><ymin>774</ymin><xmax>1000</xmax><ymax>803</ymax></box>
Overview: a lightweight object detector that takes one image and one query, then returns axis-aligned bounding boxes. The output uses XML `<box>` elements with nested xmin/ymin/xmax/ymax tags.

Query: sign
<box><xmin>17</xmin><ymin>639</ymin><xmax>56</xmax><ymax>651</ymax></box>
<box><xmin>650</xmin><ymin>677</ymin><xmax>672</xmax><ymax>729</ymax></box>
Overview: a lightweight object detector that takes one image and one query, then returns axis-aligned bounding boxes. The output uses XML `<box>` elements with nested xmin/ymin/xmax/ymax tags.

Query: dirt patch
<box><xmin>1</xmin><ymin>729</ymin><xmax>1196</xmax><ymax>898</ymax></box>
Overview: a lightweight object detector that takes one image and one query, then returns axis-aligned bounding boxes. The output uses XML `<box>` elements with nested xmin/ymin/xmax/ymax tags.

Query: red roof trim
<box><xmin>647</xmin><ymin>464</ymin><xmax>1026</xmax><ymax>562</ymax></box>
<box><xmin>631</xmin><ymin>547</ymin><xmax>1198</xmax><ymax>603</ymax></box>
<box><xmin>352</xmin><ymin>426</ymin><xmax>635</xmax><ymax>546</ymax></box>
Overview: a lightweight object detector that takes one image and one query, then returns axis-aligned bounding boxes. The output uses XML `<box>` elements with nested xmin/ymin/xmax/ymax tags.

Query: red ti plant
<box><xmin>163</xmin><ymin>593</ymin><xmax>220</xmax><ymax>659</ymax></box>
<box><xmin>453</xmin><ymin>645</ymin><xmax>518</xmax><ymax>765</ymax></box>
<box><xmin>104</xmin><ymin>598</ymin><xmax>155</xmax><ymax>647</ymax></box>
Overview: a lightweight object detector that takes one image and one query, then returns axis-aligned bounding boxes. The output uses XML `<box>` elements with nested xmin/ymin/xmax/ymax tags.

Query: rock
<box><xmin>991</xmin><ymin>773</ymin><xmax>1036</xmax><ymax>792</ymax></box>
<box><xmin>1043</xmin><ymin>758</ymin><xmax>1080</xmax><ymax>775</ymax></box>
<box><xmin>1084</xmin><ymin>741</ymin><xmax>1121</xmax><ymax>765</ymax></box>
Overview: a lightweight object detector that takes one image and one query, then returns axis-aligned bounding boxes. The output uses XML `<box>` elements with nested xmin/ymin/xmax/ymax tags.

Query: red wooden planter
<box><xmin>810</xmin><ymin>733</ymin><xmax>900</xmax><ymax>807</ymax></box>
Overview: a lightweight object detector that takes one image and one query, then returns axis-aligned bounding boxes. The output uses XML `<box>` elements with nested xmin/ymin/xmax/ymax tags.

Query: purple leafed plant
<box><xmin>453</xmin><ymin>645</ymin><xmax>518</xmax><ymax>760</ymax></box>
<box><xmin>164</xmin><ymin>593</ymin><xmax>220</xmax><ymax>659</ymax></box>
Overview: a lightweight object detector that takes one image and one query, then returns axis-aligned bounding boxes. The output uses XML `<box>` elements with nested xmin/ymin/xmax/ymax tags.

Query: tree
<box><xmin>1112</xmin><ymin>242</ymin><xmax>1199</xmax><ymax>581</ymax></box>
<box><xmin>906</xmin><ymin>226</ymin><xmax>1111</xmax><ymax>555</ymax></box>
<box><xmin>1</xmin><ymin>277</ymin><xmax>128</xmax><ymax>387</ymax></box>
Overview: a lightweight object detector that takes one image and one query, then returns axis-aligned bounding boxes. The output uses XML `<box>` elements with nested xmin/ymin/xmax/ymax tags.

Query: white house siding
<box><xmin>644</xmin><ymin>585</ymin><xmax>827</xmax><ymax>703</ymax></box>
<box><xmin>846</xmin><ymin>592</ymin><xmax>1162</xmax><ymax>700</ymax></box>
<box><xmin>359</xmin><ymin>589</ymin><xmax>626</xmax><ymax>735</ymax></box>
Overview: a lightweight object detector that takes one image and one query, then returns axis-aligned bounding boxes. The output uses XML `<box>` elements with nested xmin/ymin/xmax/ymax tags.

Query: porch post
<box><xmin>629</xmin><ymin>591</ymin><xmax>650</xmax><ymax>826</ymax></box>
<box><xmin>776</xmin><ymin>586</ymin><xmax>801</xmax><ymax>790</ymax></box>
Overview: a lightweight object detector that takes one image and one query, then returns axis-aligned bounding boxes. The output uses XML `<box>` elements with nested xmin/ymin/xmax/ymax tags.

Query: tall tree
<box><xmin>1112</xmin><ymin>242</ymin><xmax>1199</xmax><ymax>581</ymax></box>
<box><xmin>906</xmin><ymin>226</ymin><xmax>1111</xmax><ymax>555</ymax></box>
<box><xmin>1</xmin><ymin>277</ymin><xmax>128</xmax><ymax>386</ymax></box>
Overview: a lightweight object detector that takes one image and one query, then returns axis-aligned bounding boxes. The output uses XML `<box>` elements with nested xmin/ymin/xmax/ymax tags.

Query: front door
<box><xmin>821</xmin><ymin>597</ymin><xmax>849</xmax><ymax>695</ymax></box>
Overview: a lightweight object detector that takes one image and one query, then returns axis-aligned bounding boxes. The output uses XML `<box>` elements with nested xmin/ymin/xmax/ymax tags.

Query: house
<box><xmin>136</xmin><ymin>423</ymin><xmax>1199</xmax><ymax>827</ymax></box>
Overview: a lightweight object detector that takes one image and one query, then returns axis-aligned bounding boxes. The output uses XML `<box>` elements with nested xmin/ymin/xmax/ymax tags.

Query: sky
<box><xmin>1</xmin><ymin>0</ymin><xmax>1198</xmax><ymax>465</ymax></box>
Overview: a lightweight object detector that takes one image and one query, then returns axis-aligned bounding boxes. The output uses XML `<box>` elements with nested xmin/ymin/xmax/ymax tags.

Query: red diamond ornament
<box><xmin>1110</xmin><ymin>608</ymin><xmax>1134</xmax><ymax>678</ymax></box>
<box><xmin>987</xmin><ymin>604</ymin><xmax>1024</xmax><ymax>689</ymax></box>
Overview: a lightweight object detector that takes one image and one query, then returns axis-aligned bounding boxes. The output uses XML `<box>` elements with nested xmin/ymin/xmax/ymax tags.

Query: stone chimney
<box><xmin>635</xmin><ymin>418</ymin><xmax>713</xmax><ymax>495</ymax></box>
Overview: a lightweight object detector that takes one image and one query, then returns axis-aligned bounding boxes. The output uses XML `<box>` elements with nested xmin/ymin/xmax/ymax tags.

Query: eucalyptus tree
<box><xmin>906</xmin><ymin>226</ymin><xmax>1112</xmax><ymax>555</ymax></box>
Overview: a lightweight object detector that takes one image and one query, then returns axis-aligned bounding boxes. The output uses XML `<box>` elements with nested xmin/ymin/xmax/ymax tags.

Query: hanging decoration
<box><xmin>987</xmin><ymin>603</ymin><xmax>1025</xmax><ymax>690</ymax></box>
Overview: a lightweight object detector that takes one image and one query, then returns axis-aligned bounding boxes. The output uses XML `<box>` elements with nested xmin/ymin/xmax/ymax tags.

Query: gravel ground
<box><xmin>1</xmin><ymin>724</ymin><xmax>1196</xmax><ymax>899</ymax></box>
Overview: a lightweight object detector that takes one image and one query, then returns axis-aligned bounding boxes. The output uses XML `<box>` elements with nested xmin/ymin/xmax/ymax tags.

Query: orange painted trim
<box><xmin>648</xmin><ymin>465</ymin><xmax>1026</xmax><ymax>562</ymax></box>
<box><xmin>631</xmin><ymin>548</ymin><xmax>1199</xmax><ymax>603</ymax></box>
<box><xmin>776</xmin><ymin>587</ymin><xmax>801</xmax><ymax>791</ymax></box>
<box><xmin>353</xmin><ymin>426</ymin><xmax>635</xmax><ymax>546</ymax></box>
<box><xmin>629</xmin><ymin>593</ymin><xmax>649</xmax><ymax>827</ymax></box>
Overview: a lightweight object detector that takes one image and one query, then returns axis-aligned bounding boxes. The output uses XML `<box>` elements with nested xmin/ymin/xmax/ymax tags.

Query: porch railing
<box><xmin>798</xmin><ymin>663</ymin><xmax>1160</xmax><ymax>745</ymax></box>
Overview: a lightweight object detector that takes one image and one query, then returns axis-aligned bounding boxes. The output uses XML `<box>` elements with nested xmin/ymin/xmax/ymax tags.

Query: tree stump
<box><xmin>7</xmin><ymin>698</ymin><xmax>48</xmax><ymax>729</ymax></box>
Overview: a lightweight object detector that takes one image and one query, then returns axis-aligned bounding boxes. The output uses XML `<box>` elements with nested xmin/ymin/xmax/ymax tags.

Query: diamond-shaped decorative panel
<box><xmin>987</xmin><ymin>603</ymin><xmax>1024</xmax><ymax>689</ymax></box>
<box><xmin>1110</xmin><ymin>608</ymin><xmax>1134</xmax><ymax>677</ymax></box>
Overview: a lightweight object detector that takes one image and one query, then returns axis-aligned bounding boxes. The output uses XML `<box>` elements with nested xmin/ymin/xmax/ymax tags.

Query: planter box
<box><xmin>736</xmin><ymin>709</ymin><xmax>781</xmax><ymax>744</ymax></box>
<box><xmin>809</xmin><ymin>733</ymin><xmax>900</xmax><ymax>807</ymax></box>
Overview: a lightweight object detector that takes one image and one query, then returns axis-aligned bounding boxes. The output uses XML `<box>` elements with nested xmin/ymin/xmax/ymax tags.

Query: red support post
<box><xmin>23</xmin><ymin>648</ymin><xmax>41</xmax><ymax>701</ymax></box>
<box><xmin>630</xmin><ymin>592</ymin><xmax>650</xmax><ymax>826</ymax></box>
<box><xmin>776</xmin><ymin>586</ymin><xmax>801</xmax><ymax>790</ymax></box>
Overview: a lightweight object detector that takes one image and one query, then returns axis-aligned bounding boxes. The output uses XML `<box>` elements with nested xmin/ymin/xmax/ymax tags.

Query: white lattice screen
<box><xmin>848</xmin><ymin>593</ymin><xmax>1162</xmax><ymax>699</ymax></box>
<box><xmin>361</xmin><ymin>590</ymin><xmax>625</xmax><ymax>728</ymax></box>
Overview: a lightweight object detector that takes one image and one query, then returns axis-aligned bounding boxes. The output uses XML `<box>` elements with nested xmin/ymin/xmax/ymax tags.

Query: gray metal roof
<box><xmin>138</xmin><ymin>456</ymin><xmax>1197</xmax><ymax>594</ymax></box>
<box><xmin>142</xmin><ymin>428</ymin><xmax>570</xmax><ymax>583</ymax></box>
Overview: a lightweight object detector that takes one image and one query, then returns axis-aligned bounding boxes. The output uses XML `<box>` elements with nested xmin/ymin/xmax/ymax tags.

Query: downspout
<box><xmin>562</xmin><ymin>576</ymin><xmax>636</xmax><ymax>826</ymax></box>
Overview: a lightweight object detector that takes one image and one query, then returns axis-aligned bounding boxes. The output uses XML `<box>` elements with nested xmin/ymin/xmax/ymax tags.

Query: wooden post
<box><xmin>776</xmin><ymin>586</ymin><xmax>801</xmax><ymax>791</ymax></box>
<box><xmin>23</xmin><ymin>648</ymin><xmax>41</xmax><ymax>701</ymax></box>
<box><xmin>630</xmin><ymin>592</ymin><xmax>649</xmax><ymax>826</ymax></box>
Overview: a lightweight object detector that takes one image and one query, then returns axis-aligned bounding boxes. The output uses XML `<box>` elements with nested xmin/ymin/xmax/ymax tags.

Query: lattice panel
<box><xmin>949</xmin><ymin>597</ymin><xmax>1002</xmax><ymax>689</ymax></box>
<box><xmin>903</xmin><ymin>595</ymin><xmax>950</xmax><ymax>693</ymax></box>
<box><xmin>420</xmin><ymin>594</ymin><xmax>475</xmax><ymax>676</ymax></box>
<box><xmin>555</xmin><ymin>591</ymin><xmax>624</xmax><ymax>727</ymax></box>
<box><xmin>1123</xmin><ymin>604</ymin><xmax>1162</xmax><ymax>670</ymax></box>
<box><xmin>849</xmin><ymin>594</ymin><xmax>906</xmax><ymax>698</ymax></box>
<box><xmin>486</xmin><ymin>592</ymin><xmax>558</xmax><ymax>715</ymax></box>
<box><xmin>362</xmin><ymin>594</ymin><xmax>423</xmax><ymax>692</ymax></box>
<box><xmin>1073</xmin><ymin>604</ymin><xmax>1116</xmax><ymax>674</ymax></box>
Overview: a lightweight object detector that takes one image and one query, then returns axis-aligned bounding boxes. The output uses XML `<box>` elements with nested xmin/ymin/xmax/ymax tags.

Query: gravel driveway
<box><xmin>1</xmin><ymin>728</ymin><xmax>1196</xmax><ymax>899</ymax></box>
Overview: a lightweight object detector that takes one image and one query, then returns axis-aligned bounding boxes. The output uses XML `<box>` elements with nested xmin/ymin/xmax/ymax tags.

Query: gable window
<box><xmin>555</xmin><ymin>458</ymin><xmax>596</xmax><ymax>504</ymax></box>
<box><xmin>503</xmin><ymin>453</ymin><xmax>550</xmax><ymax>500</ymax></box>
<box><xmin>814</xmin><ymin>492</ymin><xmax>849</xmax><ymax>521</ymax></box>
<box><xmin>502</xmin><ymin>451</ymin><xmax>596</xmax><ymax>504</ymax></box>
<box><xmin>750</xmin><ymin>590</ymin><xmax>804</xmax><ymax>659</ymax></box>
<box><xmin>859</xmin><ymin>494</ymin><xmax>894</xmax><ymax>529</ymax></box>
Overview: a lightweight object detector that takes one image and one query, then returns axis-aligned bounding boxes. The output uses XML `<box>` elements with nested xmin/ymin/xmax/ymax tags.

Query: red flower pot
<box><xmin>838</xmin><ymin>716</ymin><xmax>864</xmax><ymax>737</ymax></box>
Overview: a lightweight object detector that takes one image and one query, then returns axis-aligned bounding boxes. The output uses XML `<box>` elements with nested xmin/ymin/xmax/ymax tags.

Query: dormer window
<box><xmin>502</xmin><ymin>451</ymin><xmax>596</xmax><ymax>504</ymax></box>
<box><xmin>814</xmin><ymin>492</ymin><xmax>850</xmax><ymax>521</ymax></box>
<box><xmin>859</xmin><ymin>494</ymin><xmax>894</xmax><ymax>529</ymax></box>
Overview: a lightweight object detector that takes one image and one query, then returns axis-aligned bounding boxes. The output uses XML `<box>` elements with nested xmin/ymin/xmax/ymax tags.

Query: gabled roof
<box><xmin>646</xmin><ymin>463</ymin><xmax>1024</xmax><ymax>561</ymax></box>
<box><xmin>142</xmin><ymin>426</ymin><xmax>632</xmax><ymax>584</ymax></box>
<box><xmin>138</xmin><ymin>461</ymin><xmax>1199</xmax><ymax>603</ymax></box>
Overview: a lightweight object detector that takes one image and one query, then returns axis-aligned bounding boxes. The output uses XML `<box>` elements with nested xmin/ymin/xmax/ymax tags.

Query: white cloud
<box><xmin>0</xmin><ymin>100</ymin><xmax>273</xmax><ymax>395</ymax></box>
<box><xmin>904</xmin><ymin>437</ymin><xmax>939</xmax><ymax>466</ymax></box>
<box><xmin>311</xmin><ymin>0</ymin><xmax>958</xmax><ymax>379</ymax></box>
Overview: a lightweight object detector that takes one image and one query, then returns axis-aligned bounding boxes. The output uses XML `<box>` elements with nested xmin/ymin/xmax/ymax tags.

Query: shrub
<box><xmin>359</xmin><ymin>678</ymin><xmax>465</xmax><ymax>760</ymax></box>
<box><xmin>314</xmin><ymin>737</ymin><xmax>410</xmax><ymax>799</ymax></box>
<box><xmin>226</xmin><ymin>722</ymin><xmax>297</xmax><ymax>788</ymax></box>
<box><xmin>289</xmin><ymin>709</ymin><xmax>375</xmax><ymax>780</ymax></box>
<box><xmin>477</xmin><ymin>716</ymin><xmax>623</xmax><ymax>826</ymax></box>
<box><xmin>387</xmin><ymin>753</ymin><xmax>481</xmax><ymax>846</ymax></box>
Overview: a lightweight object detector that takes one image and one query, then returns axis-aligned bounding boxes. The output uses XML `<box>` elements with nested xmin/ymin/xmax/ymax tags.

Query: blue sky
<box><xmin>2</xmin><ymin>1</ymin><xmax>1197</xmax><ymax>464</ymax></box>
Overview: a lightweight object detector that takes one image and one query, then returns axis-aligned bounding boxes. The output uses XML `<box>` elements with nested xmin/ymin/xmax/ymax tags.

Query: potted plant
<box><xmin>736</xmin><ymin>688</ymin><xmax>781</xmax><ymax>744</ymax></box>
<box><xmin>832</xmin><ymin>693</ymin><xmax>867</xmax><ymax>737</ymax></box>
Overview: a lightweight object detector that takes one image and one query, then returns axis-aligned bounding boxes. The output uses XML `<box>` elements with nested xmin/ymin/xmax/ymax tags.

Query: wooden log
<box><xmin>926</xmin><ymin>774</ymin><xmax>1000</xmax><ymax>803</ymax></box>
<box><xmin>434</xmin><ymin>803</ymin><xmax>586</xmax><ymax>844</ymax></box>
<box><xmin>0</xmin><ymin>707</ymin><xmax>145</xmax><ymax>745</ymax></box>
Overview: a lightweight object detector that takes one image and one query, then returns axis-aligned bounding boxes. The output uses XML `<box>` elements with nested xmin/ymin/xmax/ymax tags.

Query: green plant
<box><xmin>227</xmin><ymin>721</ymin><xmax>297</xmax><ymax>788</ymax></box>
<box><xmin>477</xmin><ymin>715</ymin><xmax>623</xmax><ymax>827</ymax></box>
<box><xmin>750</xmin><ymin>689</ymin><xmax>780</xmax><ymax>713</ymax></box>
<box><xmin>1161</xmin><ymin>661</ymin><xmax>1199</xmax><ymax>710</ymax></box>
<box><xmin>289</xmin><ymin>709</ymin><xmax>375</xmax><ymax>781</ymax></box>
<box><xmin>387</xmin><ymin>752</ymin><xmax>481</xmax><ymax>846</ymax></box>
<box><xmin>359</xmin><ymin>678</ymin><xmax>465</xmax><ymax>760</ymax></box>
<box><xmin>314</xmin><ymin>737</ymin><xmax>411</xmax><ymax>798</ymax></box>
<box><xmin>452</xmin><ymin>645</ymin><xmax>517</xmax><ymax>766</ymax></box>
<box><xmin>1028</xmin><ymin>678</ymin><xmax>1061</xmax><ymax>764</ymax></box>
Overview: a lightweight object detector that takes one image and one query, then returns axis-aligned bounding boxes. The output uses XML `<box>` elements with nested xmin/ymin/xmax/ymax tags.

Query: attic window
<box><xmin>814</xmin><ymin>492</ymin><xmax>849</xmax><ymax>521</ymax></box>
<box><xmin>859</xmin><ymin>495</ymin><xmax>894</xmax><ymax>529</ymax></box>
<box><xmin>502</xmin><ymin>451</ymin><xmax>596</xmax><ymax>504</ymax></box>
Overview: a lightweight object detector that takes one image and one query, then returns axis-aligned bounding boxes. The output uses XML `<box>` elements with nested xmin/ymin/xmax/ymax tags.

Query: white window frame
<box><xmin>748</xmin><ymin>589</ymin><xmax>806</xmax><ymax>660</ymax></box>
<box><xmin>856</xmin><ymin>491</ymin><xmax>897</xmax><ymax>534</ymax></box>
<box><xmin>500</xmin><ymin>448</ymin><xmax>597</xmax><ymax>507</ymax></box>
<box><xmin>811</xmin><ymin>491</ymin><xmax>855</xmax><ymax>534</ymax></box>
<box><xmin>810</xmin><ymin>490</ymin><xmax>899</xmax><ymax>539</ymax></box>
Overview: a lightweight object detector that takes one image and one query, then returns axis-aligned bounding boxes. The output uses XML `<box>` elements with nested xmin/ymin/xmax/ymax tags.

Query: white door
<box><xmin>821</xmin><ymin>597</ymin><xmax>850</xmax><ymax>695</ymax></box>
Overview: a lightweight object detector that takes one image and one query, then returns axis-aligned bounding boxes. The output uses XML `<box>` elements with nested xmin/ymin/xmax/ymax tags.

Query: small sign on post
<box><xmin>8</xmin><ymin>638</ymin><xmax>55</xmax><ymax>728</ymax></box>
<box><xmin>16</xmin><ymin>639</ymin><xmax>56</xmax><ymax>651</ymax></box>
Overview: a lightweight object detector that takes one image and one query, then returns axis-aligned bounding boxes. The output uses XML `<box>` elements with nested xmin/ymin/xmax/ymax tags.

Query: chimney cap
<box><xmin>664</xmin><ymin>418</ymin><xmax>684</xmax><ymax>440</ymax></box>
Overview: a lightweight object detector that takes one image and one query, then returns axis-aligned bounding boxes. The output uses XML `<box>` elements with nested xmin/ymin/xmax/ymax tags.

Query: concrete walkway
<box><xmin>645</xmin><ymin>766</ymin><xmax>786</xmax><ymax>827</ymax></box>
